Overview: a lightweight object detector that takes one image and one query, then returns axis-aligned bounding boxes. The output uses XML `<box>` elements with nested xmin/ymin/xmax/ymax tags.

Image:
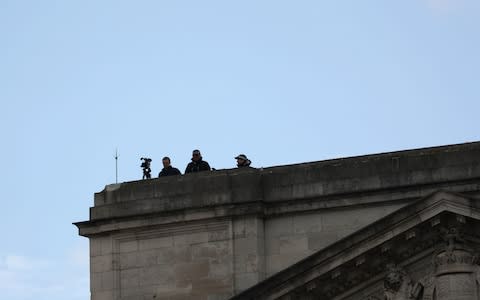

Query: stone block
<box><xmin>266</xmin><ymin>253</ymin><xmax>305</xmax><ymax>277</ymax></box>
<box><xmin>293</xmin><ymin>213</ymin><xmax>322</xmax><ymax>234</ymax></box>
<box><xmin>265</xmin><ymin>236</ymin><xmax>280</xmax><ymax>255</ymax></box>
<box><xmin>234</xmin><ymin>255</ymin><xmax>247</xmax><ymax>274</ymax></box>
<box><xmin>119</xmin><ymin>252</ymin><xmax>138</xmax><ymax>270</ymax></box>
<box><xmin>234</xmin><ymin>237</ymin><xmax>260</xmax><ymax>254</ymax></box>
<box><xmin>140</xmin><ymin>265</ymin><xmax>174</xmax><ymax>286</ymax></box>
<box><xmin>321</xmin><ymin>210</ymin><xmax>354</xmax><ymax>230</ymax></box>
<box><xmin>208</xmin><ymin>230</ymin><xmax>230</xmax><ymax>242</ymax></box>
<box><xmin>245</xmin><ymin>253</ymin><xmax>261</xmax><ymax>273</ymax></box>
<box><xmin>119</xmin><ymin>240</ymin><xmax>138</xmax><ymax>253</ymax></box>
<box><xmin>307</xmin><ymin>231</ymin><xmax>341</xmax><ymax>251</ymax></box>
<box><xmin>136</xmin><ymin>249</ymin><xmax>161</xmax><ymax>267</ymax></box>
<box><xmin>233</xmin><ymin>217</ymin><xmax>247</xmax><ymax>239</ymax></box>
<box><xmin>90</xmin><ymin>271</ymin><xmax>102</xmax><ymax>292</ymax></box>
<box><xmin>119</xmin><ymin>295</ymin><xmax>144</xmax><ymax>300</ymax></box>
<box><xmin>168</xmin><ymin>294</ymin><xmax>198</xmax><ymax>300</ymax></box>
<box><xmin>265</xmin><ymin>216</ymin><xmax>294</xmax><ymax>237</ymax></box>
<box><xmin>209</xmin><ymin>259</ymin><xmax>232</xmax><ymax>279</ymax></box>
<box><xmin>91</xmin><ymin>237</ymin><xmax>114</xmax><ymax>257</ymax></box>
<box><xmin>91</xmin><ymin>290</ymin><xmax>113</xmax><ymax>300</ymax></box>
<box><xmin>100</xmin><ymin>271</ymin><xmax>115</xmax><ymax>291</ymax></box>
<box><xmin>138</xmin><ymin>236</ymin><xmax>173</xmax><ymax>251</ymax></box>
<box><xmin>244</xmin><ymin>217</ymin><xmax>264</xmax><ymax>238</ymax></box>
<box><xmin>155</xmin><ymin>248</ymin><xmax>176</xmax><ymax>265</ymax></box>
<box><xmin>175</xmin><ymin>261</ymin><xmax>211</xmax><ymax>287</ymax></box>
<box><xmin>120</xmin><ymin>268</ymin><xmax>140</xmax><ymax>289</ymax></box>
<box><xmin>90</xmin><ymin>239</ymin><xmax>102</xmax><ymax>257</ymax></box>
<box><xmin>119</xmin><ymin>285</ymin><xmax>144</xmax><ymax>298</ymax></box>
<box><xmin>173</xmin><ymin>246</ymin><xmax>192</xmax><ymax>264</ymax></box>
<box><xmin>91</xmin><ymin>255</ymin><xmax>113</xmax><ymax>273</ymax></box>
<box><xmin>278</xmin><ymin>235</ymin><xmax>308</xmax><ymax>254</ymax></box>
<box><xmin>174</xmin><ymin>232</ymin><xmax>209</xmax><ymax>246</ymax></box>
<box><xmin>91</xmin><ymin>271</ymin><xmax>115</xmax><ymax>292</ymax></box>
<box><xmin>208</xmin><ymin>293</ymin><xmax>234</xmax><ymax>300</ymax></box>
<box><xmin>101</xmin><ymin>237</ymin><xmax>113</xmax><ymax>255</ymax></box>
<box><xmin>235</xmin><ymin>272</ymin><xmax>261</xmax><ymax>293</ymax></box>
<box><xmin>266</xmin><ymin>234</ymin><xmax>308</xmax><ymax>257</ymax></box>
<box><xmin>191</xmin><ymin>241</ymin><xmax>230</xmax><ymax>260</ymax></box>
<box><xmin>234</xmin><ymin>253</ymin><xmax>263</xmax><ymax>274</ymax></box>
<box><xmin>191</xmin><ymin>277</ymin><xmax>231</xmax><ymax>297</ymax></box>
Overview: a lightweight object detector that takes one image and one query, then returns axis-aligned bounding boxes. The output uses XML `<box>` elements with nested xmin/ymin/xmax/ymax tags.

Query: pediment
<box><xmin>230</xmin><ymin>190</ymin><xmax>480</xmax><ymax>300</ymax></box>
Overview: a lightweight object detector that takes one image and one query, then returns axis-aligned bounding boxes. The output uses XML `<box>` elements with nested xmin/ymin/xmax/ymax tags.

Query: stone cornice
<box><xmin>75</xmin><ymin>201</ymin><xmax>264</xmax><ymax>237</ymax></box>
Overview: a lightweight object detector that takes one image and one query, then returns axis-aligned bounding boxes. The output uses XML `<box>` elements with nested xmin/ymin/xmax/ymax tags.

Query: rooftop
<box><xmin>75</xmin><ymin>141</ymin><xmax>480</xmax><ymax>237</ymax></box>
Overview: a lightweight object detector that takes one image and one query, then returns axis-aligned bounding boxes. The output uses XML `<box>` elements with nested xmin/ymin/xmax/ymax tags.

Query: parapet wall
<box><xmin>75</xmin><ymin>142</ymin><xmax>480</xmax><ymax>300</ymax></box>
<box><xmin>89</xmin><ymin>141</ymin><xmax>480</xmax><ymax>222</ymax></box>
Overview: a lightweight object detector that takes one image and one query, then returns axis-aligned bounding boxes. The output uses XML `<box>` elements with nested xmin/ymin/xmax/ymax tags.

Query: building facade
<box><xmin>75</xmin><ymin>142</ymin><xmax>480</xmax><ymax>300</ymax></box>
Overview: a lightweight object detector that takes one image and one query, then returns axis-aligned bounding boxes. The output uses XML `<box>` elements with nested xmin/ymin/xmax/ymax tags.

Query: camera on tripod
<box><xmin>140</xmin><ymin>157</ymin><xmax>152</xmax><ymax>179</ymax></box>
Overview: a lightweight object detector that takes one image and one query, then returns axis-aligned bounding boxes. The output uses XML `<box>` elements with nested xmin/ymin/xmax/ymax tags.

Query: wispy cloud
<box><xmin>0</xmin><ymin>252</ymin><xmax>89</xmax><ymax>300</ymax></box>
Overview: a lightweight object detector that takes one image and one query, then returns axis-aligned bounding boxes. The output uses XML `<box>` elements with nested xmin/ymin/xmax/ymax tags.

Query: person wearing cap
<box><xmin>235</xmin><ymin>154</ymin><xmax>252</xmax><ymax>168</ymax></box>
<box><xmin>185</xmin><ymin>149</ymin><xmax>211</xmax><ymax>173</ymax></box>
<box><xmin>158</xmin><ymin>157</ymin><xmax>182</xmax><ymax>177</ymax></box>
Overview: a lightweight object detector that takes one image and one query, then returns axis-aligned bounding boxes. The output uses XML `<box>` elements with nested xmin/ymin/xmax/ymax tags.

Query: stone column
<box><xmin>433</xmin><ymin>228</ymin><xmax>479</xmax><ymax>300</ymax></box>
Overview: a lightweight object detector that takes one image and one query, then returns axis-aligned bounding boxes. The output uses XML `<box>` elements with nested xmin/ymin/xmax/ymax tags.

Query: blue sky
<box><xmin>1</xmin><ymin>1</ymin><xmax>479</xmax><ymax>299</ymax></box>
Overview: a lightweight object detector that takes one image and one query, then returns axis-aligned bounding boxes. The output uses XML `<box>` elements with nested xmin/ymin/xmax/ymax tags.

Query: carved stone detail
<box><xmin>383</xmin><ymin>264</ymin><xmax>423</xmax><ymax>300</ymax></box>
<box><xmin>432</xmin><ymin>226</ymin><xmax>480</xmax><ymax>300</ymax></box>
<box><xmin>434</xmin><ymin>227</ymin><xmax>478</xmax><ymax>273</ymax></box>
<box><xmin>384</xmin><ymin>264</ymin><xmax>424</xmax><ymax>300</ymax></box>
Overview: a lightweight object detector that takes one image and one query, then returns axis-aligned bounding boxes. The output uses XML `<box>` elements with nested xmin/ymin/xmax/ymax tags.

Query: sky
<box><xmin>0</xmin><ymin>1</ymin><xmax>479</xmax><ymax>299</ymax></box>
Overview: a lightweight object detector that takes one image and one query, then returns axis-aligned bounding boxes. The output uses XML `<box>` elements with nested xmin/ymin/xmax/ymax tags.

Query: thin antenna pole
<box><xmin>115</xmin><ymin>148</ymin><xmax>119</xmax><ymax>184</ymax></box>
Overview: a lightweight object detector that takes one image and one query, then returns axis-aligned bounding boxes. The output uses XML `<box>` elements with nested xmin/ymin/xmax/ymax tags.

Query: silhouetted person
<box><xmin>235</xmin><ymin>154</ymin><xmax>252</xmax><ymax>168</ymax></box>
<box><xmin>158</xmin><ymin>157</ymin><xmax>181</xmax><ymax>177</ymax></box>
<box><xmin>185</xmin><ymin>149</ymin><xmax>211</xmax><ymax>173</ymax></box>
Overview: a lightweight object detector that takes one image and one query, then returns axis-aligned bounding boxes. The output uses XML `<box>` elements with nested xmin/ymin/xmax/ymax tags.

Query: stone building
<box><xmin>75</xmin><ymin>142</ymin><xmax>480</xmax><ymax>300</ymax></box>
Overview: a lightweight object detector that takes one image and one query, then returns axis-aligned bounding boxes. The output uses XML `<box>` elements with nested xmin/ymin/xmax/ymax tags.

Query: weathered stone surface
<box><xmin>74</xmin><ymin>142</ymin><xmax>480</xmax><ymax>300</ymax></box>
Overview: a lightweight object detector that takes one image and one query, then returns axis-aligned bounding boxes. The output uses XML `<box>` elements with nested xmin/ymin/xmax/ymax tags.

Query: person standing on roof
<box><xmin>185</xmin><ymin>149</ymin><xmax>211</xmax><ymax>173</ymax></box>
<box><xmin>158</xmin><ymin>157</ymin><xmax>181</xmax><ymax>177</ymax></box>
<box><xmin>235</xmin><ymin>154</ymin><xmax>252</xmax><ymax>168</ymax></box>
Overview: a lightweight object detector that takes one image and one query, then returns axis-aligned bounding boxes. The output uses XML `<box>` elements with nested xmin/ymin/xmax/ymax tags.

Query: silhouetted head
<box><xmin>162</xmin><ymin>157</ymin><xmax>171</xmax><ymax>168</ymax></box>
<box><xmin>192</xmin><ymin>149</ymin><xmax>202</xmax><ymax>162</ymax></box>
